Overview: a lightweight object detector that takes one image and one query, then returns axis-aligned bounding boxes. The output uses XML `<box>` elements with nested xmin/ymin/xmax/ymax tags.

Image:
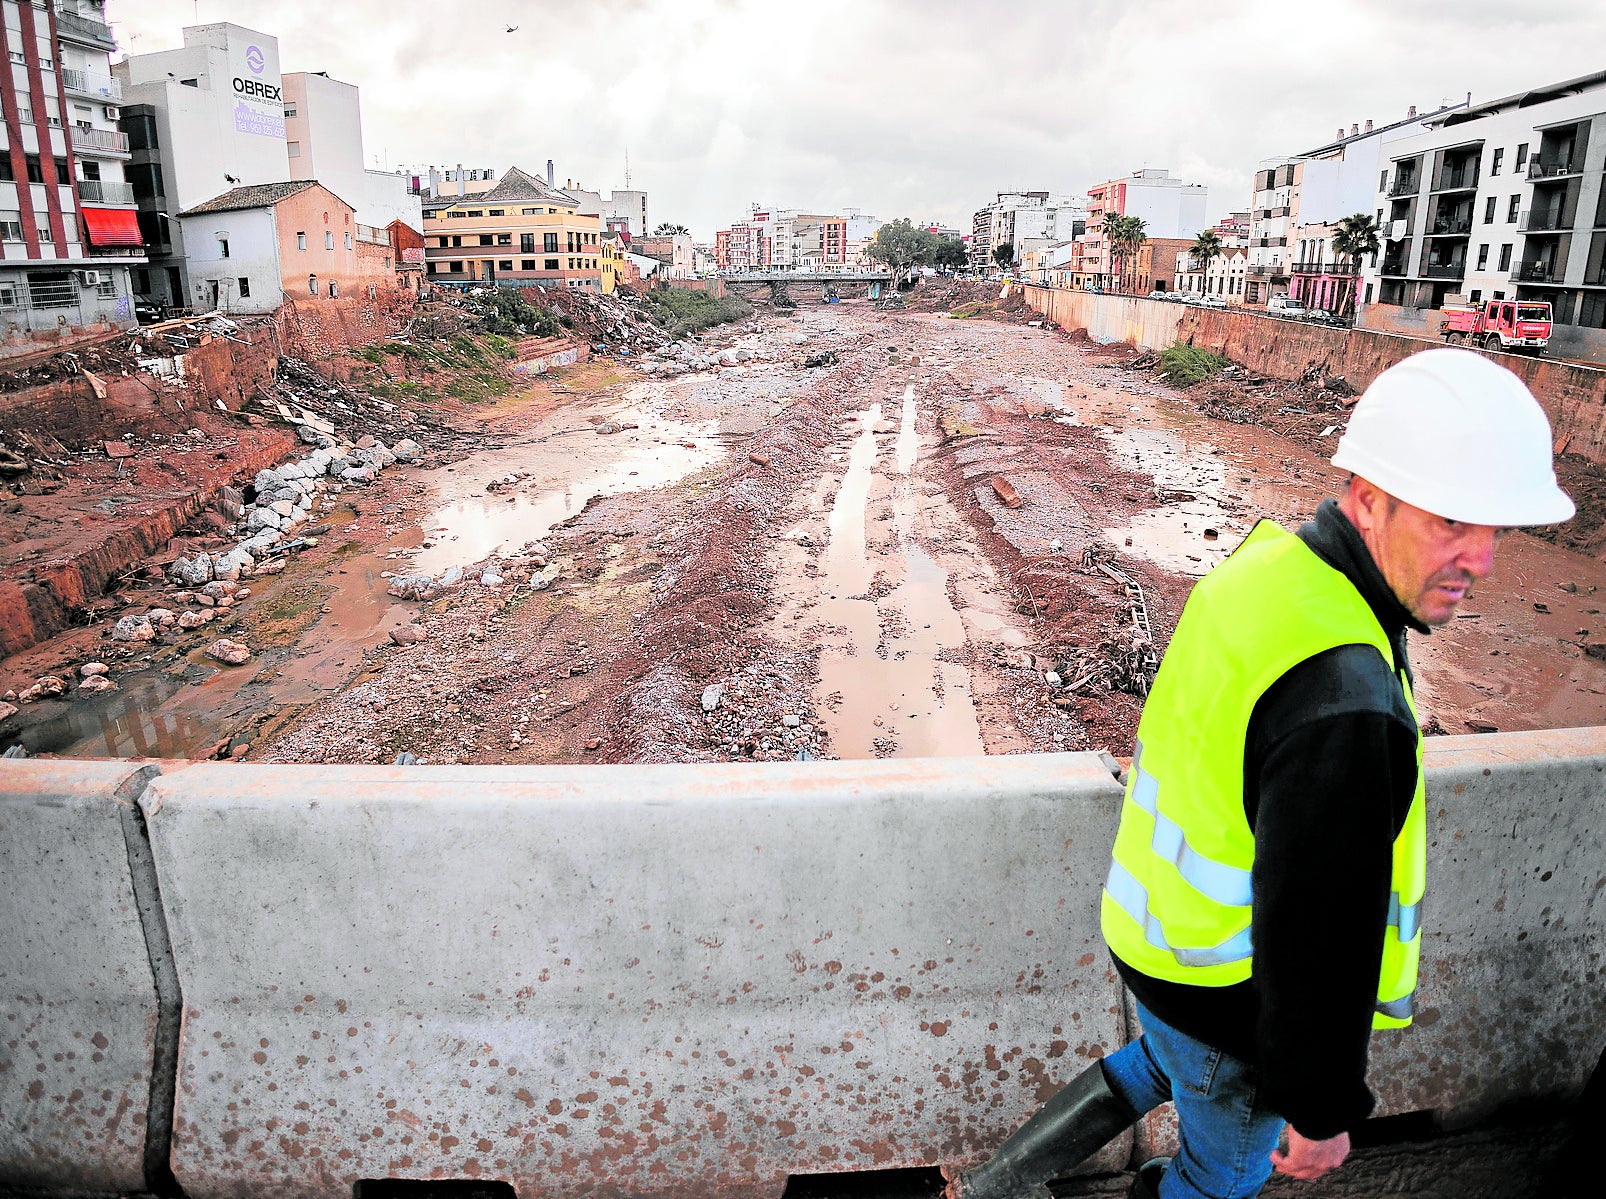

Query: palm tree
<box><xmin>1190</xmin><ymin>230</ymin><xmax>1223</xmax><ymax>294</ymax></box>
<box><xmin>1330</xmin><ymin>213</ymin><xmax>1380</xmax><ymax>321</ymax></box>
<box><xmin>653</xmin><ymin>222</ymin><xmax>690</xmax><ymax>236</ymax></box>
<box><xmin>1105</xmin><ymin>214</ymin><xmax>1148</xmax><ymax>293</ymax></box>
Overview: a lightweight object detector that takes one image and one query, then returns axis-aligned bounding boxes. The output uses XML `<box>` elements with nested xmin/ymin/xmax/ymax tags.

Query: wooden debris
<box><xmin>991</xmin><ymin>476</ymin><xmax>1023</xmax><ymax>508</ymax></box>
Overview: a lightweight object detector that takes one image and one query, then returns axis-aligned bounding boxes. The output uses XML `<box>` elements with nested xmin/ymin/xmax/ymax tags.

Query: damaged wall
<box><xmin>3</xmin><ymin>733</ymin><xmax>1601</xmax><ymax>1197</ymax></box>
<box><xmin>1022</xmin><ymin>286</ymin><xmax>1606</xmax><ymax>465</ymax></box>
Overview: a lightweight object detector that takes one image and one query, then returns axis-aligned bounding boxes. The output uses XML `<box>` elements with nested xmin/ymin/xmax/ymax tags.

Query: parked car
<box><xmin>1199</xmin><ymin>295</ymin><xmax>1227</xmax><ymax>309</ymax></box>
<box><xmin>1267</xmin><ymin>295</ymin><xmax>1307</xmax><ymax>318</ymax></box>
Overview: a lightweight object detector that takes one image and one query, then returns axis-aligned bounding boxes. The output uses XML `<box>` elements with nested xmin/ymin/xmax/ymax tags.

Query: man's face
<box><xmin>1343</xmin><ymin>481</ymin><xmax>1501</xmax><ymax>627</ymax></box>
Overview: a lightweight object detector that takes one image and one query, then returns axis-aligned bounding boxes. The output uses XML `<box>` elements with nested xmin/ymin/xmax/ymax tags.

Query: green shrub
<box><xmin>480</xmin><ymin>288</ymin><xmax>561</xmax><ymax>338</ymax></box>
<box><xmin>482</xmin><ymin>333</ymin><xmax>518</xmax><ymax>359</ymax></box>
<box><xmin>638</xmin><ymin>288</ymin><xmax>754</xmax><ymax>338</ymax></box>
<box><xmin>1158</xmin><ymin>344</ymin><xmax>1227</xmax><ymax>387</ymax></box>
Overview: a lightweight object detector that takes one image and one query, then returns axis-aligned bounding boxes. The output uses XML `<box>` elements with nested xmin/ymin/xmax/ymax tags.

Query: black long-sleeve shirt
<box><xmin>1115</xmin><ymin>499</ymin><xmax>1423</xmax><ymax>1140</ymax></box>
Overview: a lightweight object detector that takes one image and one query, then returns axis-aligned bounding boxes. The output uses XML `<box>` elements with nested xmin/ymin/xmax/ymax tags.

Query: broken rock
<box><xmin>170</xmin><ymin>554</ymin><xmax>214</xmax><ymax>587</ymax></box>
<box><xmin>205</xmin><ymin>638</ymin><xmax>252</xmax><ymax>666</ymax></box>
<box><xmin>78</xmin><ymin>675</ymin><xmax>117</xmax><ymax>695</ymax></box>
<box><xmin>111</xmin><ymin>614</ymin><xmax>155</xmax><ymax>642</ymax></box>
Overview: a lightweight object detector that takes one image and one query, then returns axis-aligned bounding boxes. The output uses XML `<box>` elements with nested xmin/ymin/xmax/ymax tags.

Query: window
<box><xmin>449</xmin><ymin>260</ymin><xmax>463</xmax><ymax>272</ymax></box>
<box><xmin>287</xmin><ymin>141</ymin><xmax>301</xmax><ymax>158</ymax></box>
<box><xmin>80</xmin><ymin>161</ymin><xmax>100</xmax><ymax>182</ymax></box>
<box><xmin>543</xmin><ymin>232</ymin><xmax>558</xmax><ymax>253</ymax></box>
<box><xmin>498</xmin><ymin>259</ymin><xmax>513</xmax><ymax>270</ymax></box>
<box><xmin>1498</xmin><ymin>244</ymin><xmax>1512</xmax><ymax>270</ymax></box>
<box><xmin>297</xmin><ymin>231</ymin><xmax>307</xmax><ymax>251</ymax></box>
<box><xmin>125</xmin><ymin>112</ymin><xmax>158</xmax><ymax>151</ymax></box>
<box><xmin>451</xmin><ymin>235</ymin><xmax>462</xmax><ymax>247</ymax></box>
<box><xmin>180</xmin><ymin>78</ymin><xmax>198</xmax><ymax>88</ymax></box>
<box><xmin>437</xmin><ymin>236</ymin><xmax>447</xmax><ymax>248</ymax></box>
<box><xmin>96</xmin><ymin>277</ymin><xmax>115</xmax><ymax>299</ymax></box>
<box><xmin>308</xmin><ymin>274</ymin><xmax>318</xmax><ymax>294</ymax></box>
<box><xmin>0</xmin><ymin>211</ymin><xmax>21</xmax><ymax>241</ymax></box>
<box><xmin>465</xmin><ymin>210</ymin><xmax>482</xmax><ymax>217</ymax></box>
<box><xmin>521</xmin><ymin>259</ymin><xmax>535</xmax><ymax>270</ymax></box>
<box><xmin>325</xmin><ymin>232</ymin><xmax>334</xmax><ymax>250</ymax></box>
<box><xmin>1516</xmin><ymin>142</ymin><xmax>1529</xmax><ymax>170</ymax></box>
<box><xmin>488</xmin><ymin>209</ymin><xmax>504</xmax><ymax>216</ymax></box>
<box><xmin>217</xmin><ymin>237</ymin><xmax>229</xmax><ymax>258</ymax></box>
<box><xmin>1469</xmin><ymin>289</ymin><xmax>1482</xmax><ymax>303</ymax></box>
<box><xmin>1508</xmin><ymin>196</ymin><xmax>1520</xmax><ymax>223</ymax></box>
<box><xmin>496</xmin><ymin>233</ymin><xmax>511</xmax><ymax>246</ymax></box>
<box><xmin>522</xmin><ymin>207</ymin><xmax>539</xmax><ymax>215</ymax></box>
<box><xmin>520</xmin><ymin>233</ymin><xmax>534</xmax><ymax>253</ymax></box>
<box><xmin>447</xmin><ymin>211</ymin><xmax>466</xmax><ymax>219</ymax></box>
<box><xmin>238</xmin><ymin>276</ymin><xmax>250</xmax><ymax>298</ymax></box>
<box><xmin>1484</xmin><ymin>196</ymin><xmax>1496</xmax><ymax>223</ymax></box>
<box><xmin>1476</xmin><ymin>244</ymin><xmax>1488</xmax><ymax>270</ymax></box>
<box><xmin>0</xmin><ymin>157</ymin><xmax>11</xmax><ymax>183</ymax></box>
<box><xmin>54</xmin><ymin>158</ymin><xmax>69</xmax><ymax>184</ymax></box>
<box><xmin>544</xmin><ymin>258</ymin><xmax>559</xmax><ymax>270</ymax></box>
<box><xmin>344</xmin><ymin>232</ymin><xmax>352</xmax><ymax>250</ymax></box>
<box><xmin>478</xmin><ymin>234</ymin><xmax>493</xmax><ymax>246</ymax></box>
<box><xmin>0</xmin><ymin>281</ymin><xmax>16</xmax><ymax>308</ymax></box>
<box><xmin>284</xmin><ymin>103</ymin><xmax>297</xmax><ymax>118</ymax></box>
<box><xmin>24</xmin><ymin>154</ymin><xmax>42</xmax><ymax>183</ymax></box>
<box><xmin>1491</xmin><ymin>148</ymin><xmax>1503</xmax><ymax>176</ymax></box>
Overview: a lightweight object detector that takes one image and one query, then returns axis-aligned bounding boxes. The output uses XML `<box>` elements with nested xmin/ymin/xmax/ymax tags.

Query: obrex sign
<box><xmin>232</xmin><ymin>77</ymin><xmax>282</xmax><ymax>103</ymax></box>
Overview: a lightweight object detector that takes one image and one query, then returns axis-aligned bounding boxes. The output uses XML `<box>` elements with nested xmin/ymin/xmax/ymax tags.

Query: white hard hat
<box><xmin>1331</xmin><ymin>347</ymin><xmax>1574</xmax><ymax>526</ymax></box>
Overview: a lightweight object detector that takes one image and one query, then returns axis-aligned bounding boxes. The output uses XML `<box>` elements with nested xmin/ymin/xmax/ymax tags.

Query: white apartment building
<box><xmin>281</xmin><ymin>70</ymin><xmax>420</xmax><ymax>232</ymax></box>
<box><xmin>970</xmin><ymin>191</ymin><xmax>1085</xmax><ymax>269</ymax></box>
<box><xmin>116</xmin><ymin>23</ymin><xmax>291</xmax><ymax>309</ymax></box>
<box><xmin>1244</xmin><ymin>103</ymin><xmax>1464</xmax><ymax>306</ymax></box>
<box><xmin>1360</xmin><ymin>70</ymin><xmax>1606</xmax><ymax>361</ymax></box>
<box><xmin>559</xmin><ymin>180</ymin><xmax>648</xmax><ymax>239</ymax></box>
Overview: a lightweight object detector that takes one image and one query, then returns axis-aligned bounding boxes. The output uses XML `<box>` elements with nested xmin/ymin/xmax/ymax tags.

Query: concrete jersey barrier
<box><xmin>2</xmin><ymin>732</ymin><xmax>1603</xmax><ymax>1196</ymax></box>
<box><xmin>0</xmin><ymin>758</ymin><xmax>167</xmax><ymax>1193</ymax></box>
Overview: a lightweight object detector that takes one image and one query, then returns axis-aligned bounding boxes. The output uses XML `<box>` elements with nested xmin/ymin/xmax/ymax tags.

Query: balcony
<box><xmin>1252</xmin><ymin>236</ymin><xmax>1287</xmax><ymax>248</ymax></box>
<box><xmin>1246</xmin><ymin>263</ymin><xmax>1287</xmax><ymax>278</ymax></box>
<box><xmin>1292</xmin><ymin>260</ymin><xmax>1360</xmax><ymax>276</ymax></box>
<box><xmin>76</xmin><ymin>178</ymin><xmax>134</xmax><ymax>204</ymax></box>
<box><xmin>53</xmin><ymin>6</ymin><xmax>116</xmax><ymax>49</ymax></box>
<box><xmin>70</xmin><ymin>125</ymin><xmax>129</xmax><ymax>155</ymax></box>
<box><xmin>1388</xmin><ymin>175</ymin><xmax>1420</xmax><ymax>198</ymax></box>
<box><xmin>1433</xmin><ymin>167</ymin><xmax>1480</xmax><ymax>193</ymax></box>
<box><xmin>1426</xmin><ymin>216</ymin><xmax>1473</xmax><ymax>236</ymax></box>
<box><xmin>1255</xmin><ymin>206</ymin><xmax>1291</xmax><ymax>219</ymax></box>
<box><xmin>1513</xmin><ymin>261</ymin><xmax>1563</xmax><ymax>283</ymax></box>
<box><xmin>60</xmin><ymin>67</ymin><xmax>121</xmax><ymax>100</ymax></box>
<box><xmin>1518</xmin><ymin>208</ymin><xmax>1572</xmax><ymax>233</ymax></box>
<box><xmin>1380</xmin><ymin>257</ymin><xmax>1409</xmax><ymax>277</ymax></box>
<box><xmin>1528</xmin><ymin>159</ymin><xmax>1580</xmax><ymax>181</ymax></box>
<box><xmin>1421</xmin><ymin>262</ymin><xmax>1466</xmax><ymax>279</ymax></box>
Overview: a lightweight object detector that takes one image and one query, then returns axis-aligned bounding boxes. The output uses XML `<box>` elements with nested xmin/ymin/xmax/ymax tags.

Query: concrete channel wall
<box><xmin>1021</xmin><ymin>286</ymin><xmax>1606</xmax><ymax>466</ymax></box>
<box><xmin>2</xmin><ymin>734</ymin><xmax>1602</xmax><ymax>1197</ymax></box>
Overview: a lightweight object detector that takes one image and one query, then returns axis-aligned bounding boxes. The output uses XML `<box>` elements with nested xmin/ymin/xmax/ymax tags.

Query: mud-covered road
<box><xmin>8</xmin><ymin>301</ymin><xmax>1606</xmax><ymax>764</ymax></box>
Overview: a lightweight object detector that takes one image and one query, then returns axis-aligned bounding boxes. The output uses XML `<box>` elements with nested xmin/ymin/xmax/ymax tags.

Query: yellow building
<box><xmin>423</xmin><ymin>166</ymin><xmax>603</xmax><ymax>290</ymax></box>
<box><xmin>600</xmin><ymin>237</ymin><xmax>619</xmax><ymax>295</ymax></box>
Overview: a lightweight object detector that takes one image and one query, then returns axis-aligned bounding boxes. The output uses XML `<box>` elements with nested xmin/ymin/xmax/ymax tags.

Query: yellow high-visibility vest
<box><xmin>1100</xmin><ymin>520</ymin><xmax>1425</xmax><ymax>1029</ymax></box>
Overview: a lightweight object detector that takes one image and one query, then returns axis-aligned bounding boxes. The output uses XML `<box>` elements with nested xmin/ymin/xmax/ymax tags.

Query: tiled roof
<box><xmin>460</xmin><ymin>166</ymin><xmax>577</xmax><ymax>208</ymax></box>
<box><xmin>179</xmin><ymin>180</ymin><xmax>323</xmax><ymax>216</ymax></box>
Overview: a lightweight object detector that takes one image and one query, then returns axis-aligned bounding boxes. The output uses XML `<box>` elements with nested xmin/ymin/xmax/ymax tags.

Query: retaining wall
<box><xmin>2</xmin><ymin>733</ymin><xmax>1602</xmax><ymax>1196</ymax></box>
<box><xmin>1022</xmin><ymin>287</ymin><xmax>1606</xmax><ymax>465</ymax></box>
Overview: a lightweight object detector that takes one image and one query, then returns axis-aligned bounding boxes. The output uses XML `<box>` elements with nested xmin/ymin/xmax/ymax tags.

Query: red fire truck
<box><xmin>1439</xmin><ymin>299</ymin><xmax>1553</xmax><ymax>354</ymax></box>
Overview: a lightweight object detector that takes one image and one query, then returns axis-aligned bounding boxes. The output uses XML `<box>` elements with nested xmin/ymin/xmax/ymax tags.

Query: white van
<box><xmin>1267</xmin><ymin>295</ymin><xmax>1306</xmax><ymax>318</ymax></box>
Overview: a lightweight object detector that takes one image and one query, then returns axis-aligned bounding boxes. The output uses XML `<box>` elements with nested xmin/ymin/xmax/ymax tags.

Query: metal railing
<box><xmin>60</xmin><ymin>66</ymin><xmax>121</xmax><ymax>99</ymax></box>
<box><xmin>1421</xmin><ymin>262</ymin><xmax>1466</xmax><ymax>278</ymax></box>
<box><xmin>53</xmin><ymin>6</ymin><xmax>116</xmax><ymax>47</ymax></box>
<box><xmin>1427</xmin><ymin>216</ymin><xmax>1473</xmax><ymax>235</ymax></box>
<box><xmin>1519</xmin><ymin>209</ymin><xmax>1571</xmax><ymax>233</ymax></box>
<box><xmin>1291</xmin><ymin>260</ymin><xmax>1360</xmax><ymax>275</ymax></box>
<box><xmin>27</xmin><ymin>275</ymin><xmax>78</xmax><ymax>308</ymax></box>
<box><xmin>1252</xmin><ymin>236</ymin><xmax>1287</xmax><ymax>248</ymax></box>
<box><xmin>76</xmin><ymin>178</ymin><xmax>134</xmax><ymax>204</ymax></box>
<box><xmin>1433</xmin><ymin>167</ymin><xmax>1480</xmax><ymax>192</ymax></box>
<box><xmin>1388</xmin><ymin>175</ymin><xmax>1420</xmax><ymax>197</ymax></box>
<box><xmin>1528</xmin><ymin>159</ymin><xmax>1579</xmax><ymax>180</ymax></box>
<box><xmin>1512</xmin><ymin>262</ymin><xmax>1563</xmax><ymax>283</ymax></box>
<box><xmin>70</xmin><ymin>125</ymin><xmax>129</xmax><ymax>154</ymax></box>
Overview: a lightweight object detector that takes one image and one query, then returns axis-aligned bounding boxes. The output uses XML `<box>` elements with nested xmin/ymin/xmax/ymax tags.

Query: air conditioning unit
<box><xmin>75</xmin><ymin>269</ymin><xmax>102</xmax><ymax>286</ymax></box>
<box><xmin>103</xmin><ymin>104</ymin><xmax>119</xmax><ymax>120</ymax></box>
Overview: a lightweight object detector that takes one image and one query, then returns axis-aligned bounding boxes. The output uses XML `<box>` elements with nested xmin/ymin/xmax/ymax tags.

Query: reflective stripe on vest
<box><xmin>1107</xmin><ymin>739</ymin><xmax>1428</xmax><ymax>969</ymax></box>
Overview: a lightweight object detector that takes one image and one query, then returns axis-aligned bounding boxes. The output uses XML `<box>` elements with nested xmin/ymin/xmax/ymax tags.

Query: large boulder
<box><xmin>246</xmin><ymin>507</ymin><xmax>282</xmax><ymax>533</ymax></box>
<box><xmin>169</xmin><ymin>553</ymin><xmax>213</xmax><ymax>587</ymax></box>
<box><xmin>391</xmin><ymin>439</ymin><xmax>422</xmax><ymax>464</ymax></box>
<box><xmin>387</xmin><ymin>573</ymin><xmax>438</xmax><ymax>601</ymax></box>
<box><xmin>111</xmin><ymin>614</ymin><xmax>155</xmax><ymax>642</ymax></box>
<box><xmin>204</xmin><ymin>638</ymin><xmax>252</xmax><ymax>666</ymax></box>
<box><xmin>212</xmin><ymin>547</ymin><xmax>255</xmax><ymax>581</ymax></box>
<box><xmin>253</xmin><ymin>468</ymin><xmax>285</xmax><ymax>494</ymax></box>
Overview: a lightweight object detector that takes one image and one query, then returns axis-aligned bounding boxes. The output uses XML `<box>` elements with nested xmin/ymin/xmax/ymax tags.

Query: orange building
<box><xmin>177</xmin><ymin>181</ymin><xmax>394</xmax><ymax>313</ymax></box>
<box><xmin>423</xmin><ymin>167</ymin><xmax>602</xmax><ymax>290</ymax></box>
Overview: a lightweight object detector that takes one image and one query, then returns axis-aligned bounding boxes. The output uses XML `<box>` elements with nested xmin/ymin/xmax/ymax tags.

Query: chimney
<box><xmin>1408</xmin><ymin>104</ymin><xmax>1418</xmax><ymax>119</ymax></box>
<box><xmin>1350</xmin><ymin>123</ymin><xmax>1360</xmax><ymax>137</ymax></box>
<box><xmin>546</xmin><ymin>159</ymin><xmax>555</xmax><ymax>187</ymax></box>
<box><xmin>455</xmin><ymin>162</ymin><xmax>463</xmax><ymax>196</ymax></box>
<box><xmin>1338</xmin><ymin>128</ymin><xmax>1345</xmax><ymax>141</ymax></box>
<box><xmin>1364</xmin><ymin>119</ymin><xmax>1373</xmax><ymax>133</ymax></box>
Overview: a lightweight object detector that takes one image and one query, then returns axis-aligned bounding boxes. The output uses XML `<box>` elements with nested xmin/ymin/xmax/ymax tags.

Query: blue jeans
<box><xmin>1101</xmin><ymin>1001</ymin><xmax>1286</xmax><ymax>1199</ymax></box>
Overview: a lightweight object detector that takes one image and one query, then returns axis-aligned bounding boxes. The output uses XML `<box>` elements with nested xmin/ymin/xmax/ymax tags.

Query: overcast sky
<box><xmin>107</xmin><ymin>1</ymin><xmax>1606</xmax><ymax>240</ymax></box>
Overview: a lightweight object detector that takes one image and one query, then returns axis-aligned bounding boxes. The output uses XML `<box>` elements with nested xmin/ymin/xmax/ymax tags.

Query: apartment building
<box><xmin>633</xmin><ymin>233</ymin><xmax>693</xmax><ymax>280</ymax></box>
<box><xmin>423</xmin><ymin>166</ymin><xmax>602</xmax><ymax>290</ymax></box>
<box><xmin>1244</xmin><ymin>104</ymin><xmax>1462</xmax><ymax>308</ymax></box>
<box><xmin>559</xmin><ymin>180</ymin><xmax>648</xmax><ymax>240</ymax></box>
<box><xmin>970</xmin><ymin>191</ymin><xmax>1084</xmax><ymax>270</ymax></box>
<box><xmin>403</xmin><ymin>164</ymin><xmax>498</xmax><ymax>199</ymax></box>
<box><xmin>1175</xmin><ymin>215</ymin><xmax>1250</xmax><ymax>301</ymax></box>
<box><xmin>1072</xmin><ymin>170</ymin><xmax>1206</xmax><ymax>291</ymax></box>
<box><xmin>0</xmin><ymin>0</ymin><xmax>142</xmax><ymax>337</ymax></box>
<box><xmin>1359</xmin><ymin>70</ymin><xmax>1606</xmax><ymax>361</ymax></box>
<box><xmin>281</xmin><ymin>70</ymin><xmax>419</xmax><ymax>232</ymax></box>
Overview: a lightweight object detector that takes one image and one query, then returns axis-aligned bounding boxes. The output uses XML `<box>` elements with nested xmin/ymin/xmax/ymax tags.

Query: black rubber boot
<box><xmin>950</xmin><ymin>1061</ymin><xmax>1140</xmax><ymax>1199</ymax></box>
<box><xmin>1127</xmin><ymin>1156</ymin><xmax>1169</xmax><ymax>1198</ymax></box>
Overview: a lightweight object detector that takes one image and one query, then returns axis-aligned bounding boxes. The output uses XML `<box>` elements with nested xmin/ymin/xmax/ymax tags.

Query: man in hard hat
<box><xmin>950</xmin><ymin>348</ymin><xmax>1574</xmax><ymax>1199</ymax></box>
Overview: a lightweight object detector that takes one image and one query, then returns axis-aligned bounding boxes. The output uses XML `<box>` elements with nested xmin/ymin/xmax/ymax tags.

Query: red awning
<box><xmin>81</xmin><ymin>206</ymin><xmax>142</xmax><ymax>247</ymax></box>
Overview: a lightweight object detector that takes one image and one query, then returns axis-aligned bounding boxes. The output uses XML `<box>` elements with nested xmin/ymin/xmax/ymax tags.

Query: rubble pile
<box><xmin>635</xmin><ymin>330</ymin><xmax>772</xmax><ymax>377</ymax></box>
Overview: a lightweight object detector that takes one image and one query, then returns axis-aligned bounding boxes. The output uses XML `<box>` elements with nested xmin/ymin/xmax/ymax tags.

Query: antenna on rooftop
<box><xmin>624</xmin><ymin>147</ymin><xmax>631</xmax><ymax>191</ymax></box>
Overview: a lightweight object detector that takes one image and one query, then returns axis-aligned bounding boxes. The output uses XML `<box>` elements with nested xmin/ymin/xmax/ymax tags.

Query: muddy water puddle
<box><xmin>413</xmin><ymin>406</ymin><xmax>722</xmax><ymax>574</ymax></box>
<box><xmin>802</xmin><ymin>386</ymin><xmax>988</xmax><ymax>759</ymax></box>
